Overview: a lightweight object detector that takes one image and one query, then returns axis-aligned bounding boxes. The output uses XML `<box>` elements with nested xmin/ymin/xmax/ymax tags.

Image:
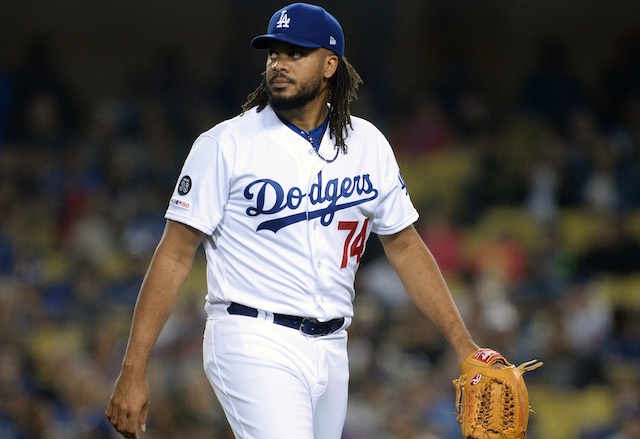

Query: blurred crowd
<box><xmin>1</xmin><ymin>29</ymin><xmax>640</xmax><ymax>439</ymax></box>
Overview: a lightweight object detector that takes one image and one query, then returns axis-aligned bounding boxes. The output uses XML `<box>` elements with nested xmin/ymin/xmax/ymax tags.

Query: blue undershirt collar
<box><xmin>278</xmin><ymin>115</ymin><xmax>329</xmax><ymax>151</ymax></box>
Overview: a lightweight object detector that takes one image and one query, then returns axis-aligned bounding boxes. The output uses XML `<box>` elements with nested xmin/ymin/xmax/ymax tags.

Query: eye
<box><xmin>290</xmin><ymin>50</ymin><xmax>305</xmax><ymax>59</ymax></box>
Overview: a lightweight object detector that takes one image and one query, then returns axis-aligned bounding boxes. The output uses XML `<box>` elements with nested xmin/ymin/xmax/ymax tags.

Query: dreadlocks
<box><xmin>241</xmin><ymin>56</ymin><xmax>363</xmax><ymax>154</ymax></box>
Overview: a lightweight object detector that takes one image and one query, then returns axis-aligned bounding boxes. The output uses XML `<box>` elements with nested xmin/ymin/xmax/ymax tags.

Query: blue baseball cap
<box><xmin>251</xmin><ymin>3</ymin><xmax>345</xmax><ymax>57</ymax></box>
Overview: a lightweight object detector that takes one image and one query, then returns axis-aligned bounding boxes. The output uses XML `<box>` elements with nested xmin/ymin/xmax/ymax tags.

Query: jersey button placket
<box><xmin>307</xmin><ymin>201</ymin><xmax>321</xmax><ymax>276</ymax></box>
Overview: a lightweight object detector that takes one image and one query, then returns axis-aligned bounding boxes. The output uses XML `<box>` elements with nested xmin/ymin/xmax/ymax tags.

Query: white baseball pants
<box><xmin>203</xmin><ymin>305</ymin><xmax>350</xmax><ymax>439</ymax></box>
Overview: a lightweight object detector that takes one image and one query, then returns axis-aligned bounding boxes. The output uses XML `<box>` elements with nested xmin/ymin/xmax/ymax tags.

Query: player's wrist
<box><xmin>454</xmin><ymin>341</ymin><xmax>480</xmax><ymax>365</ymax></box>
<box><xmin>121</xmin><ymin>358</ymin><xmax>149</xmax><ymax>376</ymax></box>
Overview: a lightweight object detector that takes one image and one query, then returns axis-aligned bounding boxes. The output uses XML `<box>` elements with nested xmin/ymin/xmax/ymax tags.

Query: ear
<box><xmin>323</xmin><ymin>53</ymin><xmax>339</xmax><ymax>79</ymax></box>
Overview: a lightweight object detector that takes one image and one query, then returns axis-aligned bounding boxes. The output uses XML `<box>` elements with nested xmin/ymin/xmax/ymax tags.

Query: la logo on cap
<box><xmin>276</xmin><ymin>10</ymin><xmax>290</xmax><ymax>28</ymax></box>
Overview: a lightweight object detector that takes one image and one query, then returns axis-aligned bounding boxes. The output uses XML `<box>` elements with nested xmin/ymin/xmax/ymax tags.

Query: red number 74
<box><xmin>338</xmin><ymin>218</ymin><xmax>369</xmax><ymax>268</ymax></box>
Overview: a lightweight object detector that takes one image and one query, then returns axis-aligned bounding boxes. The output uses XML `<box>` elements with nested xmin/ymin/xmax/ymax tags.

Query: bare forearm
<box><xmin>120</xmin><ymin>221</ymin><xmax>202</xmax><ymax>373</ymax></box>
<box><xmin>121</xmin><ymin>250</ymin><xmax>194</xmax><ymax>371</ymax></box>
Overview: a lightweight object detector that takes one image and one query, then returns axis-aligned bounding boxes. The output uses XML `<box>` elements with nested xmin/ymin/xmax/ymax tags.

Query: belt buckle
<box><xmin>299</xmin><ymin>317</ymin><xmax>324</xmax><ymax>337</ymax></box>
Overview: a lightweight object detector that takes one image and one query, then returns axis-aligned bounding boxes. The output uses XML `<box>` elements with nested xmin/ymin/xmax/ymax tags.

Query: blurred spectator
<box><xmin>520</xmin><ymin>39</ymin><xmax>589</xmax><ymax>129</ymax></box>
<box><xmin>512</xmin><ymin>225</ymin><xmax>572</xmax><ymax>358</ymax></box>
<box><xmin>18</xmin><ymin>90</ymin><xmax>70</xmax><ymax>150</ymax></box>
<box><xmin>536</xmin><ymin>276</ymin><xmax>612</xmax><ymax>389</ymax></box>
<box><xmin>416</xmin><ymin>208</ymin><xmax>464</xmax><ymax>278</ymax></box>
<box><xmin>576</xmin><ymin>215</ymin><xmax>640</xmax><ymax>276</ymax></box>
<box><xmin>393</xmin><ymin>95</ymin><xmax>454</xmax><ymax>157</ymax></box>
<box><xmin>613</xmin><ymin>96</ymin><xmax>640</xmax><ymax>210</ymax></box>
<box><xmin>525</xmin><ymin>126</ymin><xmax>565</xmax><ymax>224</ymax></box>
<box><xmin>583</xmin><ymin>140</ymin><xmax>620</xmax><ymax>214</ymax></box>
<box><xmin>609</xmin><ymin>309</ymin><xmax>640</xmax><ymax>363</ymax></box>
<box><xmin>0</xmin><ymin>231</ymin><xmax>14</xmax><ymax>274</ymax></box>
<box><xmin>561</xmin><ymin>278</ymin><xmax>612</xmax><ymax>387</ymax></box>
<box><xmin>457</xmin><ymin>272</ymin><xmax>521</xmax><ymax>356</ymax></box>
<box><xmin>559</xmin><ymin>108</ymin><xmax>605</xmax><ymax>207</ymax></box>
<box><xmin>357</xmin><ymin>255</ymin><xmax>411</xmax><ymax>311</ymax></box>
<box><xmin>605</xmin><ymin>412</ymin><xmax>640</xmax><ymax>439</ymax></box>
<box><xmin>63</xmin><ymin>190</ymin><xmax>118</xmax><ymax>270</ymax></box>
<box><xmin>436</xmin><ymin>58</ymin><xmax>495</xmax><ymax>143</ymax></box>
<box><xmin>0</xmin><ymin>65</ymin><xmax>12</xmax><ymax>146</ymax></box>
<box><xmin>10</xmin><ymin>37</ymin><xmax>77</xmax><ymax>147</ymax></box>
<box><xmin>602</xmin><ymin>377</ymin><xmax>640</xmax><ymax>439</ymax></box>
<box><xmin>599</xmin><ymin>33</ymin><xmax>640</xmax><ymax>127</ymax></box>
<box><xmin>468</xmin><ymin>231</ymin><xmax>528</xmax><ymax>289</ymax></box>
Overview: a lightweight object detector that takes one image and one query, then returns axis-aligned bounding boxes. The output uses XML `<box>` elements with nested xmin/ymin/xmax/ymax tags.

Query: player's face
<box><xmin>265</xmin><ymin>43</ymin><xmax>336</xmax><ymax>112</ymax></box>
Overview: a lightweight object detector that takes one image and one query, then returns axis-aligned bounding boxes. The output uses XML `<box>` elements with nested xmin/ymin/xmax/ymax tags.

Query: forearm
<box><xmin>120</xmin><ymin>222</ymin><xmax>201</xmax><ymax>373</ymax></box>
<box><xmin>121</xmin><ymin>250</ymin><xmax>193</xmax><ymax>371</ymax></box>
<box><xmin>380</xmin><ymin>227</ymin><xmax>478</xmax><ymax>361</ymax></box>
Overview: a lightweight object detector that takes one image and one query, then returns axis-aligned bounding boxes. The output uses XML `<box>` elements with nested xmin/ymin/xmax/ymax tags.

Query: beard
<box><xmin>267</xmin><ymin>74</ymin><xmax>324</xmax><ymax>112</ymax></box>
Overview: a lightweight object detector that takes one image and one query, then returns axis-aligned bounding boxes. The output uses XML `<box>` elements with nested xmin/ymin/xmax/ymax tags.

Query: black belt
<box><xmin>227</xmin><ymin>302</ymin><xmax>345</xmax><ymax>337</ymax></box>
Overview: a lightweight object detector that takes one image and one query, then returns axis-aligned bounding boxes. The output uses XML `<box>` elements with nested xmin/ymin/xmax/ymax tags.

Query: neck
<box><xmin>274</xmin><ymin>92</ymin><xmax>329</xmax><ymax>132</ymax></box>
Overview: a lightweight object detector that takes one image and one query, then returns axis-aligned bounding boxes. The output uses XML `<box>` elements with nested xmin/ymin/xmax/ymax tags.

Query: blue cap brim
<box><xmin>251</xmin><ymin>34</ymin><xmax>322</xmax><ymax>51</ymax></box>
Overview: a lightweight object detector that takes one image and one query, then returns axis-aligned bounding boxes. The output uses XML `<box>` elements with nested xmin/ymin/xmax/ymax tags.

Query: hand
<box><xmin>491</xmin><ymin>359</ymin><xmax>508</xmax><ymax>370</ymax></box>
<box><xmin>105</xmin><ymin>370</ymin><xmax>150</xmax><ymax>439</ymax></box>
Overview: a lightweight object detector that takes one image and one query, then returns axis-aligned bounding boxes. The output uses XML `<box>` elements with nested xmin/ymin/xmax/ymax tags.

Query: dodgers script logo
<box><xmin>244</xmin><ymin>171</ymin><xmax>378</xmax><ymax>233</ymax></box>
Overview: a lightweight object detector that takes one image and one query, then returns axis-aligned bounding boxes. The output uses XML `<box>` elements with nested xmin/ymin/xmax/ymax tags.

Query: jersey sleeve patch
<box><xmin>169</xmin><ymin>198</ymin><xmax>191</xmax><ymax>210</ymax></box>
<box><xmin>177</xmin><ymin>175</ymin><xmax>192</xmax><ymax>195</ymax></box>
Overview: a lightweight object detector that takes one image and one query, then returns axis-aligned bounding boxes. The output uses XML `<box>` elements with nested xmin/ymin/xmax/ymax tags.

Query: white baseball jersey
<box><xmin>165</xmin><ymin>105</ymin><xmax>418</xmax><ymax>321</ymax></box>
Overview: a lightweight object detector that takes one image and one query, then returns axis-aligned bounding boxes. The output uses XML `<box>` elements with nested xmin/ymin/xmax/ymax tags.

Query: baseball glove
<box><xmin>453</xmin><ymin>348</ymin><xmax>543</xmax><ymax>439</ymax></box>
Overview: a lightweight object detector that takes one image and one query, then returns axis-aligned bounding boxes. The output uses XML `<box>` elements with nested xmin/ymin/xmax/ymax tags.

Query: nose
<box><xmin>269</xmin><ymin>56</ymin><xmax>288</xmax><ymax>72</ymax></box>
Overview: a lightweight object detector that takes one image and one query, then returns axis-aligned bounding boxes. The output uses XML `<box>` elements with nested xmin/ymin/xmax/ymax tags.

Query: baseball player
<box><xmin>106</xmin><ymin>3</ymin><xmax>480</xmax><ymax>439</ymax></box>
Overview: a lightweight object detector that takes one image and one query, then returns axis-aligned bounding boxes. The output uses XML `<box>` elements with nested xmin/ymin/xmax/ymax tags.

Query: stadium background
<box><xmin>1</xmin><ymin>1</ymin><xmax>640</xmax><ymax>438</ymax></box>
